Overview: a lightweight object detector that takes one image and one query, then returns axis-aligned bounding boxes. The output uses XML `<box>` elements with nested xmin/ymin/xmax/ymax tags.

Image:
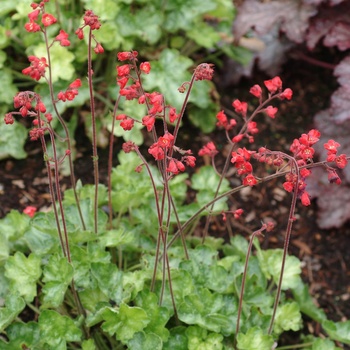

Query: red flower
<box><xmin>35</xmin><ymin>101</ymin><xmax>46</xmax><ymax>113</ymax></box>
<box><xmin>300</xmin><ymin>168</ymin><xmax>311</xmax><ymax>178</ymax></box>
<box><xmin>216</xmin><ymin>110</ymin><xmax>228</xmax><ymax>128</ymax></box>
<box><xmin>25</xmin><ymin>20</ymin><xmax>41</xmax><ymax>32</ymax></box>
<box><xmin>299</xmin><ymin>146</ymin><xmax>315</xmax><ymax>160</ymax></box>
<box><xmin>236</xmin><ymin>161</ymin><xmax>253</xmax><ymax>175</ymax></box>
<box><xmin>117</xmin><ymin>77</ymin><xmax>129</xmax><ymax>89</ymax></box>
<box><xmin>120</xmin><ymin>118</ymin><xmax>134</xmax><ymax>131</ymax></box>
<box><xmin>65</xmin><ymin>89</ymin><xmax>78</xmax><ymax>101</ymax></box>
<box><xmin>4</xmin><ymin>113</ymin><xmax>14</xmax><ymax>125</ymax></box>
<box><xmin>94</xmin><ymin>43</ymin><xmax>104</xmax><ymax>54</ymax></box>
<box><xmin>23</xmin><ymin>206</ymin><xmax>37</xmax><ymax>217</ymax></box>
<box><xmin>57</xmin><ymin>91</ymin><xmax>66</xmax><ymax>102</ymax></box>
<box><xmin>142</xmin><ymin>115</ymin><xmax>155</xmax><ymax>132</ymax></box>
<box><xmin>280</xmin><ymin>88</ymin><xmax>293</xmax><ymax>100</ymax></box>
<box><xmin>247</xmin><ymin>121</ymin><xmax>258</xmax><ymax>134</ymax></box>
<box><xmin>41</xmin><ymin>13</ymin><xmax>57</xmax><ymax>27</ymax></box>
<box><xmin>324</xmin><ymin>139</ymin><xmax>340</xmax><ymax>153</ymax></box>
<box><xmin>299</xmin><ymin>129</ymin><xmax>320</xmax><ymax>146</ymax></box>
<box><xmin>122</xmin><ymin>141</ymin><xmax>136</xmax><ymax>153</ymax></box>
<box><xmin>55</xmin><ymin>30</ymin><xmax>70</xmax><ymax>46</ymax></box>
<box><xmin>148</xmin><ymin>143</ymin><xmax>165</xmax><ymax>160</ymax></box>
<box><xmin>83</xmin><ymin>10</ymin><xmax>101</xmax><ymax>30</ymax></box>
<box><xmin>117</xmin><ymin>51</ymin><xmax>138</xmax><ymax>61</ymax></box>
<box><xmin>232</xmin><ymin>134</ymin><xmax>244</xmax><ymax>143</ymax></box>
<box><xmin>75</xmin><ymin>28</ymin><xmax>84</xmax><ymax>40</ymax></box>
<box><xmin>117</xmin><ymin>64</ymin><xmax>130</xmax><ymax>77</ymax></box>
<box><xmin>335</xmin><ymin>154</ymin><xmax>348</xmax><ymax>169</ymax></box>
<box><xmin>28</xmin><ymin>9</ymin><xmax>40</xmax><ymax>21</ymax></box>
<box><xmin>140</xmin><ymin>62</ymin><xmax>151</xmax><ymax>74</ymax></box>
<box><xmin>69</xmin><ymin>79</ymin><xmax>82</xmax><ymax>89</ymax></box>
<box><xmin>184</xmin><ymin>155</ymin><xmax>196</xmax><ymax>167</ymax></box>
<box><xmin>327</xmin><ymin>169</ymin><xmax>341</xmax><ymax>184</ymax></box>
<box><xmin>283</xmin><ymin>181</ymin><xmax>294</xmax><ymax>192</ymax></box>
<box><xmin>233</xmin><ymin>208</ymin><xmax>244</xmax><ymax>219</ymax></box>
<box><xmin>264</xmin><ymin>76</ymin><xmax>282</xmax><ymax>93</ymax></box>
<box><xmin>22</xmin><ymin>56</ymin><xmax>48</xmax><ymax>81</ymax></box>
<box><xmin>300</xmin><ymin>191</ymin><xmax>311</xmax><ymax>206</ymax></box>
<box><xmin>158</xmin><ymin>133</ymin><xmax>174</xmax><ymax>149</ymax></box>
<box><xmin>265</xmin><ymin>106</ymin><xmax>278</xmax><ymax>119</ymax></box>
<box><xmin>249</xmin><ymin>84</ymin><xmax>262</xmax><ymax>98</ymax></box>
<box><xmin>198</xmin><ymin>142</ymin><xmax>218</xmax><ymax>157</ymax></box>
<box><xmin>232</xmin><ymin>99</ymin><xmax>248</xmax><ymax>117</ymax></box>
<box><xmin>242</xmin><ymin>174</ymin><xmax>257</xmax><ymax>186</ymax></box>
<box><xmin>168</xmin><ymin>107</ymin><xmax>178</xmax><ymax>123</ymax></box>
<box><xmin>194</xmin><ymin>63</ymin><xmax>214</xmax><ymax>81</ymax></box>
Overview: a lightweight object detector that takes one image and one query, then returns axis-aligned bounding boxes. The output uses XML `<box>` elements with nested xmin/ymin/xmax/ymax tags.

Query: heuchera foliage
<box><xmin>2</xmin><ymin>1</ymin><xmax>350</xmax><ymax>349</ymax></box>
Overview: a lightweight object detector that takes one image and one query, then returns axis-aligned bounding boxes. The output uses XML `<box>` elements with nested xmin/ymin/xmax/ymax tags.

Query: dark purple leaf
<box><xmin>306</xmin><ymin>2</ymin><xmax>350</xmax><ymax>50</ymax></box>
<box><xmin>233</xmin><ymin>0</ymin><xmax>317</xmax><ymax>43</ymax></box>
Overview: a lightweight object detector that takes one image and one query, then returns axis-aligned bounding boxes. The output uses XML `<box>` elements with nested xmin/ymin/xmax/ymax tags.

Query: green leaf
<box><xmin>3</xmin><ymin>321</ymin><xmax>40</xmax><ymax>349</ymax></box>
<box><xmin>307</xmin><ymin>337</ymin><xmax>342</xmax><ymax>350</ymax></box>
<box><xmin>82</xmin><ymin>338</ymin><xmax>97</xmax><ymax>350</ymax></box>
<box><xmin>163</xmin><ymin>0</ymin><xmax>217</xmax><ymax>32</ymax></box>
<box><xmin>135</xmin><ymin>290</ymin><xmax>171</xmax><ymax>341</ymax></box>
<box><xmin>187</xmin><ymin>21</ymin><xmax>221</xmax><ymax>48</ymax></box>
<box><xmin>257</xmin><ymin>249</ymin><xmax>301</xmax><ymax>290</ymax></box>
<box><xmin>41</xmin><ymin>253</ymin><xmax>74</xmax><ymax>308</ymax></box>
<box><xmin>187</xmin><ymin>102</ymin><xmax>217</xmax><ymax>133</ymax></box>
<box><xmin>101</xmin><ymin>303</ymin><xmax>150</xmax><ymax>343</ymax></box>
<box><xmin>0</xmin><ymin>120</ymin><xmax>27</xmax><ymax>160</ymax></box>
<box><xmin>81</xmin><ymin>0</ymin><xmax>120</xmax><ymax>20</ymax></box>
<box><xmin>0</xmin><ymin>294</ymin><xmax>26</xmax><ymax>332</ymax></box>
<box><xmin>191</xmin><ymin>166</ymin><xmax>230</xmax><ymax>193</ymax></box>
<box><xmin>322</xmin><ymin>320</ymin><xmax>350</xmax><ymax>345</ymax></box>
<box><xmin>0</xmin><ymin>69</ymin><xmax>18</xmax><ymax>104</ymax></box>
<box><xmin>5</xmin><ymin>252</ymin><xmax>42</xmax><ymax>302</ymax></box>
<box><xmin>127</xmin><ymin>331</ymin><xmax>163</xmax><ymax>350</ymax></box>
<box><xmin>177</xmin><ymin>288</ymin><xmax>236</xmax><ymax>335</ymax></box>
<box><xmin>98</xmin><ymin>229</ymin><xmax>135</xmax><ymax>248</ymax></box>
<box><xmin>24</xmin><ymin>213</ymin><xmax>60</xmax><ymax>255</ymax></box>
<box><xmin>236</xmin><ymin>327</ymin><xmax>275</xmax><ymax>350</ymax></box>
<box><xmin>116</xmin><ymin>5</ymin><xmax>163</xmax><ymax>45</ymax></box>
<box><xmin>191</xmin><ymin>166</ymin><xmax>230</xmax><ymax>212</ymax></box>
<box><xmin>273</xmin><ymin>302</ymin><xmax>302</xmax><ymax>335</ymax></box>
<box><xmin>163</xmin><ymin>326</ymin><xmax>188</xmax><ymax>350</ymax></box>
<box><xmin>142</xmin><ymin>49</ymin><xmax>193</xmax><ymax>110</ymax></box>
<box><xmin>90</xmin><ymin>262</ymin><xmax>123</xmax><ymax>304</ymax></box>
<box><xmin>185</xmin><ymin>326</ymin><xmax>224</xmax><ymax>350</ymax></box>
<box><xmin>291</xmin><ymin>280</ymin><xmax>327</xmax><ymax>323</ymax></box>
<box><xmin>39</xmin><ymin>310</ymin><xmax>82</xmax><ymax>349</ymax></box>
<box><xmin>179</xmin><ymin>246</ymin><xmax>231</xmax><ymax>293</ymax></box>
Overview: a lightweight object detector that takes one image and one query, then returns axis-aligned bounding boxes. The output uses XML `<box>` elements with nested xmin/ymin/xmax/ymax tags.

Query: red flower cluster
<box><xmin>83</xmin><ymin>10</ymin><xmax>101</xmax><ymax>30</ymax></box>
<box><xmin>324</xmin><ymin>139</ymin><xmax>348</xmax><ymax>168</ymax></box>
<box><xmin>25</xmin><ymin>1</ymin><xmax>56</xmax><ymax>33</ymax></box>
<box><xmin>57</xmin><ymin>79</ymin><xmax>82</xmax><ymax>102</ymax></box>
<box><xmin>55</xmin><ymin>30</ymin><xmax>70</xmax><ymax>46</ymax></box>
<box><xmin>216</xmin><ymin>110</ymin><xmax>236</xmax><ymax>130</ymax></box>
<box><xmin>232</xmin><ymin>99</ymin><xmax>248</xmax><ymax>117</ymax></box>
<box><xmin>75</xmin><ymin>10</ymin><xmax>103</xmax><ymax>54</ymax></box>
<box><xmin>198</xmin><ymin>142</ymin><xmax>218</xmax><ymax>158</ymax></box>
<box><xmin>117</xmin><ymin>51</ymin><xmax>138</xmax><ymax>61</ymax></box>
<box><xmin>231</xmin><ymin>148</ymin><xmax>257</xmax><ymax>187</ymax></box>
<box><xmin>194</xmin><ymin>63</ymin><xmax>214</xmax><ymax>81</ymax></box>
<box><xmin>12</xmin><ymin>91</ymin><xmax>46</xmax><ymax>117</ymax></box>
<box><xmin>116</xmin><ymin>114</ymin><xmax>134</xmax><ymax>131</ymax></box>
<box><xmin>22</xmin><ymin>56</ymin><xmax>48</xmax><ymax>81</ymax></box>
